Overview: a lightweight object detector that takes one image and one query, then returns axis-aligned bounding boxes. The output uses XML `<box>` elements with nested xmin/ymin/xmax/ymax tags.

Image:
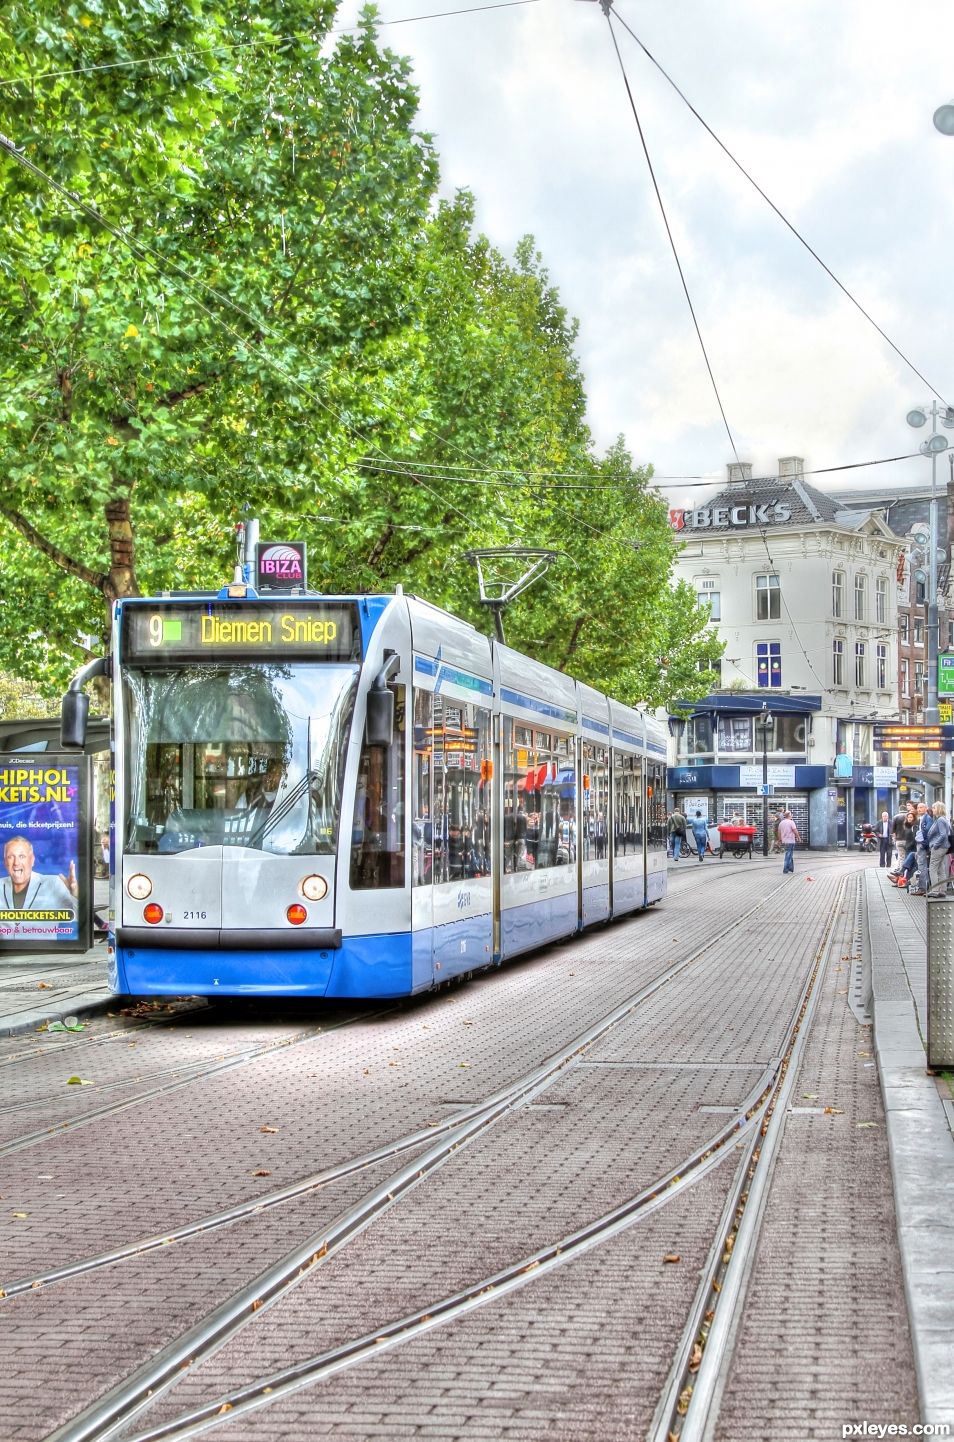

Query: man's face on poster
<box><xmin>5</xmin><ymin>840</ymin><xmax>34</xmax><ymax>889</ymax></box>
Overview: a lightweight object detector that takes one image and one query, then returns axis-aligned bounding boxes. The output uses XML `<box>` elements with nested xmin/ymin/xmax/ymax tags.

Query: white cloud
<box><xmin>334</xmin><ymin>0</ymin><xmax>954</xmax><ymax>494</ymax></box>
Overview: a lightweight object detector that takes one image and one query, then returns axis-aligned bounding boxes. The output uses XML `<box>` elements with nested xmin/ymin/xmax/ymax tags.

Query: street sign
<box><xmin>938</xmin><ymin>655</ymin><xmax>954</xmax><ymax>697</ymax></box>
<box><xmin>757</xmin><ymin>783</ymin><xmax>774</xmax><ymax>796</ymax></box>
<box><xmin>939</xmin><ymin>702</ymin><xmax>953</xmax><ymax>724</ymax></box>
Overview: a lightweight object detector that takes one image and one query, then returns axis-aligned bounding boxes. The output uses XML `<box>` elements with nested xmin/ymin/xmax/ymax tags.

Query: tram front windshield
<box><xmin>122</xmin><ymin>664</ymin><xmax>358</xmax><ymax>855</ymax></box>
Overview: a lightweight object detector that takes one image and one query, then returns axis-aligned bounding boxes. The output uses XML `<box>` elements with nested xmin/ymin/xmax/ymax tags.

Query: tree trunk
<box><xmin>104</xmin><ymin>496</ymin><xmax>140</xmax><ymax>605</ymax></box>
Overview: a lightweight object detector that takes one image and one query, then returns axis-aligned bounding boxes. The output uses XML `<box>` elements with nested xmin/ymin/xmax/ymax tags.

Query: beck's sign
<box><xmin>669</xmin><ymin>501</ymin><xmax>793</xmax><ymax>531</ymax></box>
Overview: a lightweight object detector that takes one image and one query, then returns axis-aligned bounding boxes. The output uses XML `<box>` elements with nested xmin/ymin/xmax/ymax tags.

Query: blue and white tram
<box><xmin>63</xmin><ymin>587</ymin><xmax>668</xmax><ymax>998</ymax></box>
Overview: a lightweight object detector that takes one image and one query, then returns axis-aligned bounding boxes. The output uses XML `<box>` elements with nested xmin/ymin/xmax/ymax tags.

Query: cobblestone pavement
<box><xmin>0</xmin><ymin>855</ymin><xmax>948</xmax><ymax>1440</ymax></box>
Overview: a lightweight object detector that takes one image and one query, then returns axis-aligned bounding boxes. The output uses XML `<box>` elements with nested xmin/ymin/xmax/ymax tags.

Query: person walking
<box><xmin>778</xmin><ymin>809</ymin><xmax>801</xmax><ymax>873</ymax></box>
<box><xmin>690</xmin><ymin>810</ymin><xmax>710</xmax><ymax>862</ymax></box>
<box><xmin>926</xmin><ymin>802</ymin><xmax>951</xmax><ymax>895</ymax></box>
<box><xmin>877</xmin><ymin>810</ymin><xmax>892</xmax><ymax>867</ymax></box>
<box><xmin>668</xmin><ymin>807</ymin><xmax>687</xmax><ymax>861</ymax></box>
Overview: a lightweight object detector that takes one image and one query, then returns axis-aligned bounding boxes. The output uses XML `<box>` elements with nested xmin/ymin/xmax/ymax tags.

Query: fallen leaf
<box><xmin>217</xmin><ymin>1404</ymin><xmax>232</xmax><ymax>1415</ymax></box>
<box><xmin>252</xmin><ymin>1169</ymin><xmax>271</xmax><ymax>1177</ymax></box>
<box><xmin>66</xmin><ymin>1076</ymin><xmax>93</xmax><ymax>1086</ymax></box>
<box><xmin>823</xmin><ymin>1107</ymin><xmax>844</xmax><ymax>1115</ymax></box>
<box><xmin>12</xmin><ymin>1211</ymin><xmax>28</xmax><ymax>1219</ymax></box>
<box><xmin>458</xmin><ymin>1062</ymin><xmax>471</xmax><ymax>1069</ymax></box>
<box><xmin>251</xmin><ymin>1300</ymin><xmax>263</xmax><ymax>1311</ymax></box>
<box><xmin>688</xmin><ymin>1342</ymin><xmax>703</xmax><ymax>1372</ymax></box>
<box><xmin>856</xmin><ymin>1121</ymin><xmax>878</xmax><ymax>1129</ymax></box>
<box><xmin>663</xmin><ymin>1253</ymin><xmax>681</xmax><ymax>1263</ymax></box>
<box><xmin>36</xmin><ymin>982</ymin><xmax>53</xmax><ymax>990</ymax></box>
<box><xmin>259</xmin><ymin>1125</ymin><xmax>278</xmax><ymax>1134</ymax></box>
<box><xmin>802</xmin><ymin>1094</ymin><xmax>819</xmax><ymax>1100</ymax></box>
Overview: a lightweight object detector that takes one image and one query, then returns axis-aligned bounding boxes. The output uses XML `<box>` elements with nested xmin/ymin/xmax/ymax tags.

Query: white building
<box><xmin>667</xmin><ymin>457</ymin><xmax>905</xmax><ymax>846</ymax></box>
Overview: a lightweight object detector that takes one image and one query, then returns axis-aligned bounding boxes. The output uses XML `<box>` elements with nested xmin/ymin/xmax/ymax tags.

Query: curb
<box><xmin>865</xmin><ymin>870</ymin><xmax>954</xmax><ymax>1427</ymax></box>
<box><xmin>0</xmin><ymin>989</ymin><xmax>114</xmax><ymax>1039</ymax></box>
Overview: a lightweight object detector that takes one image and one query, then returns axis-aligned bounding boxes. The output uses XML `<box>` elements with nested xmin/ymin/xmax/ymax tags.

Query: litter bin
<box><xmin>927</xmin><ymin>894</ymin><xmax>954</xmax><ymax>1069</ymax></box>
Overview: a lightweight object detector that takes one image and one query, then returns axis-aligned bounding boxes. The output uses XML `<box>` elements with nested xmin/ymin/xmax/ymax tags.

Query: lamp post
<box><xmin>755</xmin><ymin>704</ymin><xmax>773</xmax><ymax>857</ymax></box>
<box><xmin>905</xmin><ymin>403</ymin><xmax>954</xmax><ymax>726</ymax></box>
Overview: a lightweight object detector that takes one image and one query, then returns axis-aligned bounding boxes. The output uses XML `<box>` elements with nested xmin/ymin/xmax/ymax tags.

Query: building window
<box><xmin>901</xmin><ymin>658</ymin><xmax>909</xmax><ymax>696</ymax></box>
<box><xmin>698</xmin><ymin>657</ymin><xmax>721</xmax><ymax>684</ymax></box>
<box><xmin>855</xmin><ymin>641</ymin><xmax>866</xmax><ymax>688</ymax></box>
<box><xmin>696</xmin><ymin>590</ymin><xmax>721</xmax><ymax>620</ymax></box>
<box><xmin>900</xmin><ymin>613</ymin><xmax>910</xmax><ymax>644</ymax></box>
<box><xmin>756</xmin><ymin>574</ymin><xmax>780</xmax><ymax>621</ymax></box>
<box><xmin>876</xmin><ymin>644</ymin><xmax>887</xmax><ymax>690</ymax></box>
<box><xmin>833</xmin><ymin>639</ymin><xmax>844</xmax><ymax>687</ymax></box>
<box><xmin>915</xmin><ymin>660</ymin><xmax>925</xmax><ymax>696</ymax></box>
<box><xmin>916</xmin><ymin>577</ymin><xmax>926</xmax><ymax>605</ymax></box>
<box><xmin>876</xmin><ymin>577</ymin><xmax>888</xmax><ymax>624</ymax></box>
<box><xmin>832</xmin><ymin>570</ymin><xmax>845</xmax><ymax>619</ymax></box>
<box><xmin>854</xmin><ymin>574</ymin><xmax>867</xmax><ymax>621</ymax></box>
<box><xmin>756</xmin><ymin>641</ymin><xmax>782</xmax><ymax>688</ymax></box>
<box><xmin>949</xmin><ymin>619</ymin><xmax>954</xmax><ymax>649</ymax></box>
<box><xmin>914</xmin><ymin>617</ymin><xmax>924</xmax><ymax>646</ymax></box>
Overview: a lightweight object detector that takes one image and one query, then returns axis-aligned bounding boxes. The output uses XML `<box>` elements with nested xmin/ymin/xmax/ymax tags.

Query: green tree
<box><xmin>0</xmin><ymin>1</ymin><xmax>437</xmax><ymax>689</ymax></box>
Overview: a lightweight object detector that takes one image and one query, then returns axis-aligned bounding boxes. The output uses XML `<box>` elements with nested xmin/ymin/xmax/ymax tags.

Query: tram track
<box><xmin>68</xmin><ymin>876</ymin><xmax>851</xmax><ymax>1442</ymax></box>
<box><xmin>0</xmin><ymin>1004</ymin><xmax>398</xmax><ymax>1156</ymax></box>
<box><xmin>30</xmin><ymin>871</ymin><xmax>846</xmax><ymax>1442</ymax></box>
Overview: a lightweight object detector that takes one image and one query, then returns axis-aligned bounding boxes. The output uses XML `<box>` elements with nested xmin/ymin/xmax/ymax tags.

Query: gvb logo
<box><xmin>256</xmin><ymin>542</ymin><xmax>307</xmax><ymax>590</ymax></box>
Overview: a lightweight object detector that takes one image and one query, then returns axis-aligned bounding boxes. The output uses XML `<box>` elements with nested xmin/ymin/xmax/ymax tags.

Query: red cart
<box><xmin>717</xmin><ymin>822</ymin><xmax>757</xmax><ymax>859</ymax></box>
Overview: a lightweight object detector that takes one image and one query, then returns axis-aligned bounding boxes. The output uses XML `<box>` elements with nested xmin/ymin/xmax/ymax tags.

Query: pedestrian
<box><xmin>926</xmin><ymin>802</ymin><xmax>951</xmax><ymax>895</ymax></box>
<box><xmin>890</xmin><ymin>807</ymin><xmax>910</xmax><ymax>870</ymax></box>
<box><xmin>778</xmin><ymin>809</ymin><xmax>801</xmax><ymax>873</ymax></box>
<box><xmin>889</xmin><ymin>807</ymin><xmax>918</xmax><ymax>887</ymax></box>
<box><xmin>690</xmin><ymin>810</ymin><xmax>709</xmax><ymax>862</ymax></box>
<box><xmin>877</xmin><ymin>810</ymin><xmax>892</xmax><ymax>868</ymax></box>
<box><xmin>911</xmin><ymin>802</ymin><xmax>932</xmax><ymax>896</ymax></box>
<box><xmin>668</xmin><ymin>806</ymin><xmax>687</xmax><ymax>861</ymax></box>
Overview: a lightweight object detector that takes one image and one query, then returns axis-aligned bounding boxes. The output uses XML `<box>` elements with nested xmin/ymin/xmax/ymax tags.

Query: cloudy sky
<box><xmin>334</xmin><ymin>0</ymin><xmax>954</xmax><ymax>501</ymax></box>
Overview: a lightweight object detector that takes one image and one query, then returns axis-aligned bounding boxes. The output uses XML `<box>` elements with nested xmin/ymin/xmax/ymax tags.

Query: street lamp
<box><xmin>755</xmin><ymin>704</ymin><xmax>773</xmax><ymax>857</ymax></box>
<box><xmin>934</xmin><ymin>101</ymin><xmax>954</xmax><ymax>136</ymax></box>
<box><xmin>905</xmin><ymin>403</ymin><xmax>954</xmax><ymax>725</ymax></box>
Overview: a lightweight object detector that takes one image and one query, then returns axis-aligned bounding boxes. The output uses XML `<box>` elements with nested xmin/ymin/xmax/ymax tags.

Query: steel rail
<box><xmin>648</xmin><ymin>876</ymin><xmax>850</xmax><ymax>1442</ymax></box>
<box><xmin>42</xmin><ymin>874</ymin><xmax>811</xmax><ymax>1441</ymax></box>
<box><xmin>124</xmin><ymin>879</ymin><xmax>850</xmax><ymax>1442</ymax></box>
<box><xmin>6</xmin><ymin>873</ymin><xmax>795</xmax><ymax>1304</ymax></box>
<box><xmin>0</xmin><ymin>1008</ymin><xmax>385</xmax><ymax>1157</ymax></box>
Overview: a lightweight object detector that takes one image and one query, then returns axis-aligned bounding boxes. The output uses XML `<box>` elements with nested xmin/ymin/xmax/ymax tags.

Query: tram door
<box><xmin>412</xmin><ymin>689</ymin><xmax>494</xmax><ymax>984</ymax></box>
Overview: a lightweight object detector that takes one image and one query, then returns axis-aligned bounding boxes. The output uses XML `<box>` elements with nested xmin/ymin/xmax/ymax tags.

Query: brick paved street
<box><xmin>1</xmin><ymin>855</ymin><xmax>950</xmax><ymax>1441</ymax></box>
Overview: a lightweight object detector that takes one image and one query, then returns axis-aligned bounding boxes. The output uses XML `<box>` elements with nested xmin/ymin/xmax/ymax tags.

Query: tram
<box><xmin>62</xmin><ymin>577</ymin><xmax>668</xmax><ymax>999</ymax></box>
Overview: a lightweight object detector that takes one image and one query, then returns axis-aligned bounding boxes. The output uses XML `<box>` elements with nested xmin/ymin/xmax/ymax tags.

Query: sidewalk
<box><xmin>865</xmin><ymin>869</ymin><xmax>954</xmax><ymax>1427</ymax></box>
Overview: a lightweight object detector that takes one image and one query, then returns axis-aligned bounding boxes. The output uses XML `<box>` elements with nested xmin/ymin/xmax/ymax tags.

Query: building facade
<box><xmin>667</xmin><ymin>457</ymin><xmax>905</xmax><ymax>847</ymax></box>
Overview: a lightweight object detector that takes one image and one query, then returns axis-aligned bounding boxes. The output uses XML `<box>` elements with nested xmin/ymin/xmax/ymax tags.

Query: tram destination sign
<box><xmin>122</xmin><ymin>601</ymin><xmax>360</xmax><ymax>663</ymax></box>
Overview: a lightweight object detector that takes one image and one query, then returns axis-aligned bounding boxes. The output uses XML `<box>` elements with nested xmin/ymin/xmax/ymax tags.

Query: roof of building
<box><xmin>695</xmin><ymin>473</ymin><xmax>898</xmax><ymax>534</ymax></box>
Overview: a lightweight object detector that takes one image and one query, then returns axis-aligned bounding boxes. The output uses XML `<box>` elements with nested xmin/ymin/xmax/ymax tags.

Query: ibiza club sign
<box><xmin>669</xmin><ymin>501</ymin><xmax>793</xmax><ymax>531</ymax></box>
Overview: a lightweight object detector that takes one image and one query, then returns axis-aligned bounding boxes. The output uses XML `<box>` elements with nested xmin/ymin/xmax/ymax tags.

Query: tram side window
<box><xmin>582</xmin><ymin>743</ymin><xmax>609</xmax><ymax>861</ymax></box>
<box><xmin>613</xmin><ymin>752</ymin><xmax>642</xmax><ymax>856</ymax></box>
<box><xmin>503</xmin><ymin>719</ymin><xmax>575</xmax><ymax>872</ymax></box>
<box><xmin>429</xmin><ymin>696</ymin><xmax>492</xmax><ymax>885</ymax></box>
<box><xmin>350</xmin><ymin>685</ymin><xmax>406</xmax><ymax>890</ymax></box>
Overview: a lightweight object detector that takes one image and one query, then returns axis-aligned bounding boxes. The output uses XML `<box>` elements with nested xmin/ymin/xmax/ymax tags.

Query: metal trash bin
<box><xmin>927</xmin><ymin>895</ymin><xmax>954</xmax><ymax>1069</ymax></box>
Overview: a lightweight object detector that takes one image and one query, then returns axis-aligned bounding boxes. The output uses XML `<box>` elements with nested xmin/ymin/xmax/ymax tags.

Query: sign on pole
<box><xmin>938</xmin><ymin>654</ymin><xmax>954</xmax><ymax>697</ymax></box>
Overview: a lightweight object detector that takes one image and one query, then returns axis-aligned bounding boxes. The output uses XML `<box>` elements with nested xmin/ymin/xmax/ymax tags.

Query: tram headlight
<box><xmin>286</xmin><ymin>903</ymin><xmax>307</xmax><ymax>926</ymax></box>
<box><xmin>143</xmin><ymin>902</ymin><xmax>164</xmax><ymax>925</ymax></box>
<box><xmin>126</xmin><ymin>873</ymin><xmax>153</xmax><ymax>901</ymax></box>
<box><xmin>300</xmin><ymin>874</ymin><xmax>327</xmax><ymax>902</ymax></box>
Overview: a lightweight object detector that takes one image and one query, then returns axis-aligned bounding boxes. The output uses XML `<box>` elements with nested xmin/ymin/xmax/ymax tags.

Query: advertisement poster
<box><xmin>0</xmin><ymin>755</ymin><xmax>91</xmax><ymax>952</ymax></box>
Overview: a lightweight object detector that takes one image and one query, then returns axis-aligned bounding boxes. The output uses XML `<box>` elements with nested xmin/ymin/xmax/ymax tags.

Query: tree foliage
<box><xmin>0</xmin><ymin>1</ymin><xmax>719</xmax><ymax>708</ymax></box>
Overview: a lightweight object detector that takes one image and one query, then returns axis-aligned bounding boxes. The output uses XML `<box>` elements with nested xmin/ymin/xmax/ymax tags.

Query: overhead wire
<box><xmin>602</xmin><ymin>5</ymin><xmax>828</xmax><ymax>690</ymax></box>
<box><xmin>612</xmin><ymin>3</ymin><xmax>951</xmax><ymax>410</ymax></box>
